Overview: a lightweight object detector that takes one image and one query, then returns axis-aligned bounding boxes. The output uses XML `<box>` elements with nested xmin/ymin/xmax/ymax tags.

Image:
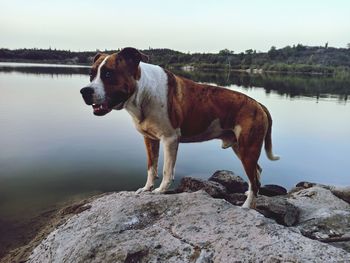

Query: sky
<box><xmin>0</xmin><ymin>0</ymin><xmax>349</xmax><ymax>53</ymax></box>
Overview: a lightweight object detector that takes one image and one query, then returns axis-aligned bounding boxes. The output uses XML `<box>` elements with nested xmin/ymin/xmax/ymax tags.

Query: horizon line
<box><xmin>1</xmin><ymin>43</ymin><xmax>348</xmax><ymax>54</ymax></box>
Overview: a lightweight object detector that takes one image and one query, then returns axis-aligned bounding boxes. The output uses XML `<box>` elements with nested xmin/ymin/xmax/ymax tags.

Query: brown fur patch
<box><xmin>144</xmin><ymin>137</ymin><xmax>160</xmax><ymax>170</ymax></box>
<box><xmin>165</xmin><ymin>71</ymin><xmax>272</xmax><ymax>198</ymax></box>
<box><xmin>166</xmin><ymin>73</ymin><xmax>264</xmax><ymax>140</ymax></box>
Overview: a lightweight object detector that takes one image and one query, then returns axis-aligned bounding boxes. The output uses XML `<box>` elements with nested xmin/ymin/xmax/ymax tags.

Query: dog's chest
<box><xmin>132</xmin><ymin>113</ymin><xmax>175</xmax><ymax>140</ymax></box>
<box><xmin>126</xmin><ymin>96</ymin><xmax>175</xmax><ymax>140</ymax></box>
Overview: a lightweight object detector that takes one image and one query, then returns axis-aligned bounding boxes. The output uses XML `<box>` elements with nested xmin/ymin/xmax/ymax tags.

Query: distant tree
<box><xmin>219</xmin><ymin>49</ymin><xmax>234</xmax><ymax>55</ymax></box>
<box><xmin>281</xmin><ymin>45</ymin><xmax>293</xmax><ymax>58</ymax></box>
<box><xmin>268</xmin><ymin>46</ymin><xmax>278</xmax><ymax>59</ymax></box>
<box><xmin>295</xmin><ymin>44</ymin><xmax>306</xmax><ymax>52</ymax></box>
<box><xmin>1</xmin><ymin>45</ymin><xmax>350</xmax><ymax>73</ymax></box>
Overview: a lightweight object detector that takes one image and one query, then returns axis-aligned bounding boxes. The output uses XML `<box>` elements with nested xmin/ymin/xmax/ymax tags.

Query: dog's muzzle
<box><xmin>80</xmin><ymin>87</ymin><xmax>112</xmax><ymax>116</ymax></box>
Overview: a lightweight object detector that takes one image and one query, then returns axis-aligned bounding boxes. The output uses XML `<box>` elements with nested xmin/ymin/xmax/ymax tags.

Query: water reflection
<box><xmin>172</xmin><ymin>69</ymin><xmax>349</xmax><ymax>102</ymax></box>
<box><xmin>0</xmin><ymin>62</ymin><xmax>89</xmax><ymax>77</ymax></box>
<box><xmin>1</xmin><ymin>63</ymin><xmax>348</xmax><ymax>102</ymax></box>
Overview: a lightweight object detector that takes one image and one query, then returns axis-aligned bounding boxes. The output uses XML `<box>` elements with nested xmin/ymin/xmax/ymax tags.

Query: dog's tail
<box><xmin>260</xmin><ymin>103</ymin><xmax>280</xmax><ymax>161</ymax></box>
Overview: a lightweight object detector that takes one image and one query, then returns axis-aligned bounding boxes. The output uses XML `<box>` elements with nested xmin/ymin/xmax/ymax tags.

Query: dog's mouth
<box><xmin>92</xmin><ymin>102</ymin><xmax>112</xmax><ymax>116</ymax></box>
<box><xmin>91</xmin><ymin>100</ymin><xmax>125</xmax><ymax>116</ymax></box>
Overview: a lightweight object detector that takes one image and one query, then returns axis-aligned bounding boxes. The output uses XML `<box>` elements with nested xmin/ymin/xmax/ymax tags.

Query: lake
<box><xmin>0</xmin><ymin>62</ymin><xmax>349</xmax><ymax>243</ymax></box>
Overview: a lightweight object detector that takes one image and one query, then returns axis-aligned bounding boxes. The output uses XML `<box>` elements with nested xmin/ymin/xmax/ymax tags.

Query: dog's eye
<box><xmin>89</xmin><ymin>70</ymin><xmax>96</xmax><ymax>82</ymax></box>
<box><xmin>105</xmin><ymin>71</ymin><xmax>111</xmax><ymax>78</ymax></box>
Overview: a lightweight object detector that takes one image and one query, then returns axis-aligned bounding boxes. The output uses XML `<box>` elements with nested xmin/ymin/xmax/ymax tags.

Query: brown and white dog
<box><xmin>80</xmin><ymin>47</ymin><xmax>279</xmax><ymax>208</ymax></box>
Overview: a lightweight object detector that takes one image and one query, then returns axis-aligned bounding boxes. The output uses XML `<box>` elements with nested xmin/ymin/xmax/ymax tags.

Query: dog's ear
<box><xmin>93</xmin><ymin>53</ymin><xmax>103</xmax><ymax>63</ymax></box>
<box><xmin>118</xmin><ymin>48</ymin><xmax>149</xmax><ymax>76</ymax></box>
<box><xmin>119</xmin><ymin>47</ymin><xmax>149</xmax><ymax>63</ymax></box>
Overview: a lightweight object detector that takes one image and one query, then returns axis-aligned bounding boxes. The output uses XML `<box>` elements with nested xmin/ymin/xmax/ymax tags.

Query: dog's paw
<box><xmin>241</xmin><ymin>197</ymin><xmax>257</xmax><ymax>209</ymax></box>
<box><xmin>152</xmin><ymin>187</ymin><xmax>165</xmax><ymax>194</ymax></box>
<box><xmin>135</xmin><ymin>187</ymin><xmax>151</xmax><ymax>194</ymax></box>
<box><xmin>241</xmin><ymin>202</ymin><xmax>250</xmax><ymax>209</ymax></box>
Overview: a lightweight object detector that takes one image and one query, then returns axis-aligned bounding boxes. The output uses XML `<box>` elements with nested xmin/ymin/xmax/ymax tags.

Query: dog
<box><xmin>80</xmin><ymin>47</ymin><xmax>279</xmax><ymax>208</ymax></box>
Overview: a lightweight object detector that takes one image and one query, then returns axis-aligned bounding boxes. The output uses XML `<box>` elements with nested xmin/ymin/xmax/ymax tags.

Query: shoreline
<box><xmin>0</xmin><ymin>193</ymin><xmax>107</xmax><ymax>263</ymax></box>
<box><xmin>0</xmin><ymin>59</ymin><xmax>340</xmax><ymax>76</ymax></box>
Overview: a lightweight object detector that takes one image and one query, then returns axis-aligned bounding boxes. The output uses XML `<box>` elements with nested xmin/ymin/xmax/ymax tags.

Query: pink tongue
<box><xmin>92</xmin><ymin>102</ymin><xmax>111</xmax><ymax>115</ymax></box>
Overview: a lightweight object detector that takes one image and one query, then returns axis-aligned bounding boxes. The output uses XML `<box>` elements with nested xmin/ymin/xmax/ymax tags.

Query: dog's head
<box><xmin>80</xmin><ymin>47</ymin><xmax>149</xmax><ymax>116</ymax></box>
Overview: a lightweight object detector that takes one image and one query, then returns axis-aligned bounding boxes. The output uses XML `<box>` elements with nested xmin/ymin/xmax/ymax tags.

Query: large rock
<box><xmin>293</xmin><ymin>181</ymin><xmax>350</xmax><ymax>205</ymax></box>
<box><xmin>208</xmin><ymin>170</ymin><xmax>248</xmax><ymax>193</ymax></box>
<box><xmin>330</xmin><ymin>186</ymin><xmax>350</xmax><ymax>204</ymax></box>
<box><xmin>287</xmin><ymin>186</ymin><xmax>350</xmax><ymax>252</ymax></box>
<box><xmin>29</xmin><ymin>191</ymin><xmax>350</xmax><ymax>262</ymax></box>
<box><xmin>175</xmin><ymin>177</ymin><xmax>227</xmax><ymax>198</ymax></box>
<box><xmin>288</xmin><ymin>186</ymin><xmax>350</xmax><ymax>222</ymax></box>
<box><xmin>256</xmin><ymin>195</ymin><xmax>299</xmax><ymax>226</ymax></box>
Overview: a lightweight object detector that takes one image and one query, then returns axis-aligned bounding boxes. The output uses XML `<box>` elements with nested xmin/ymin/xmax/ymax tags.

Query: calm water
<box><xmin>0</xmin><ymin>62</ymin><xmax>350</xmax><ymax>221</ymax></box>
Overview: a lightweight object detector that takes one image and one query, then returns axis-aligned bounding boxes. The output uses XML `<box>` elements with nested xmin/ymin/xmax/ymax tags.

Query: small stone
<box><xmin>224</xmin><ymin>193</ymin><xmax>247</xmax><ymax>206</ymax></box>
<box><xmin>295</xmin><ymin>182</ymin><xmax>316</xmax><ymax>188</ymax></box>
<box><xmin>154</xmin><ymin>244</ymin><xmax>162</xmax><ymax>249</ymax></box>
<box><xmin>259</xmin><ymin>184</ymin><xmax>287</xmax><ymax>197</ymax></box>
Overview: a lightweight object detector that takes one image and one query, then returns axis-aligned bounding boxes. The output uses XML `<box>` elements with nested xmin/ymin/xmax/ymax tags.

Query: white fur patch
<box><xmin>233</xmin><ymin>125</ymin><xmax>242</xmax><ymax>140</ymax></box>
<box><xmin>88</xmin><ymin>55</ymin><xmax>109</xmax><ymax>103</ymax></box>
<box><xmin>242</xmin><ymin>182</ymin><xmax>255</xmax><ymax>208</ymax></box>
<box><xmin>124</xmin><ymin>62</ymin><xmax>175</xmax><ymax>139</ymax></box>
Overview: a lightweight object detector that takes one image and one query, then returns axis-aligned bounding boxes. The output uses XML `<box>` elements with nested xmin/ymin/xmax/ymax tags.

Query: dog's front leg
<box><xmin>136</xmin><ymin>137</ymin><xmax>160</xmax><ymax>194</ymax></box>
<box><xmin>153</xmin><ymin>135</ymin><xmax>179</xmax><ymax>193</ymax></box>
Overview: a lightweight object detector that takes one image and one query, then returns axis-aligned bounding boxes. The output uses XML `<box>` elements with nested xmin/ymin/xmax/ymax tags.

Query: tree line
<box><xmin>1</xmin><ymin>44</ymin><xmax>350</xmax><ymax>75</ymax></box>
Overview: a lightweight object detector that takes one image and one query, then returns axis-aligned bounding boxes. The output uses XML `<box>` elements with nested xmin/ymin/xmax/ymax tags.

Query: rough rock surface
<box><xmin>176</xmin><ymin>173</ymin><xmax>295</xmax><ymax>226</ymax></box>
<box><xmin>29</xmin><ymin>191</ymin><xmax>350</xmax><ymax>263</ymax></box>
<box><xmin>224</xmin><ymin>193</ymin><xmax>247</xmax><ymax>206</ymax></box>
<box><xmin>288</xmin><ymin>186</ymin><xmax>350</xmax><ymax>252</ymax></box>
<box><xmin>293</xmin><ymin>181</ymin><xmax>350</xmax><ymax>205</ymax></box>
<box><xmin>208</xmin><ymin>170</ymin><xmax>248</xmax><ymax>193</ymax></box>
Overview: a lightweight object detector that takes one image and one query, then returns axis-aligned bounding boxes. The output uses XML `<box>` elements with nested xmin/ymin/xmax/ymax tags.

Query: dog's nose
<box><xmin>80</xmin><ymin>87</ymin><xmax>94</xmax><ymax>96</ymax></box>
<box><xmin>80</xmin><ymin>87</ymin><xmax>94</xmax><ymax>105</ymax></box>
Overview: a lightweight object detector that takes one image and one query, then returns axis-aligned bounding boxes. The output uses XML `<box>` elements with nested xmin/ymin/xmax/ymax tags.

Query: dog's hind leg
<box><xmin>238</xmin><ymin>150</ymin><xmax>259</xmax><ymax>209</ymax></box>
<box><xmin>136</xmin><ymin>137</ymin><xmax>160</xmax><ymax>194</ymax></box>
<box><xmin>235</xmin><ymin>123</ymin><xmax>266</xmax><ymax>208</ymax></box>
<box><xmin>232</xmin><ymin>144</ymin><xmax>262</xmax><ymax>198</ymax></box>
